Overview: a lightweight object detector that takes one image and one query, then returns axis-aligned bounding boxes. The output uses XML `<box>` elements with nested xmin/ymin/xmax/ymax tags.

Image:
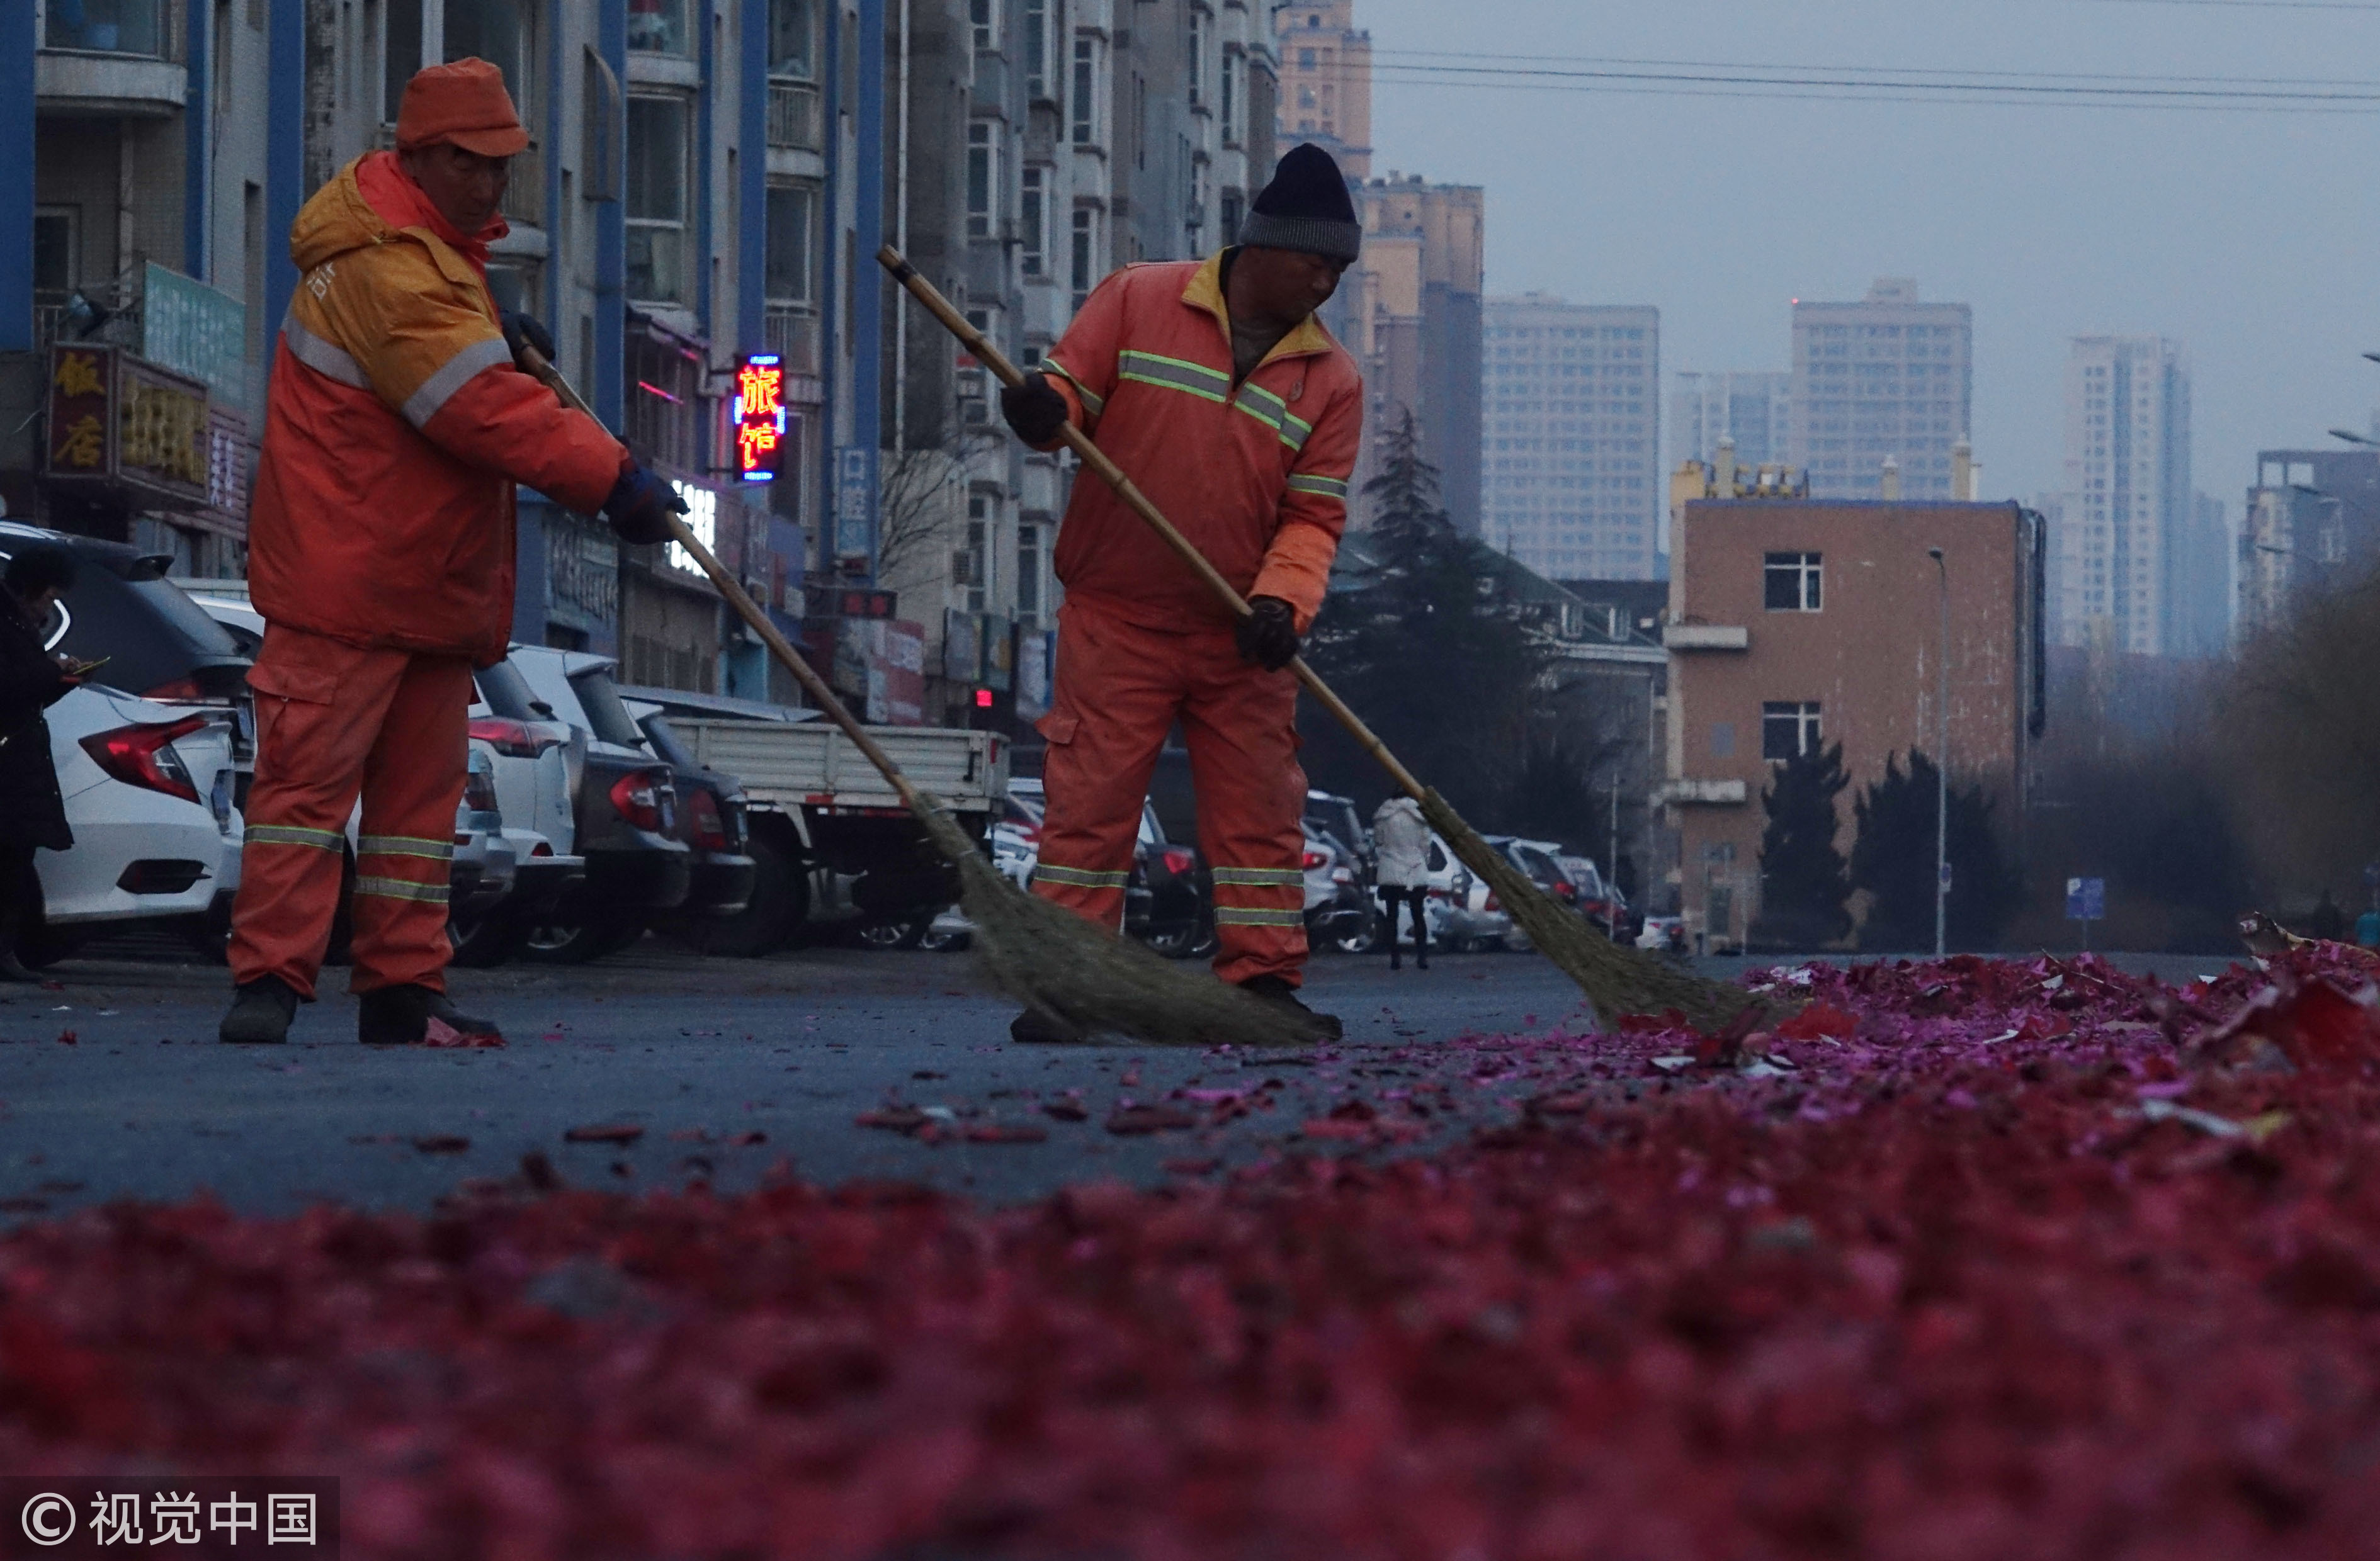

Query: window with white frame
<box><xmin>970</xmin><ymin>0</ymin><xmax>997</xmax><ymax>55</ymax></box>
<box><xmin>1761</xmin><ymin>702</ymin><xmax>1823</xmax><ymax>761</ymax></box>
<box><xmin>963</xmin><ymin>494</ymin><xmax>996</xmax><ymax>613</ymax></box>
<box><xmin>1221</xmin><ymin>47</ymin><xmax>1240</xmax><ymax>144</ymax></box>
<box><xmin>1023</xmin><ymin>0</ymin><xmax>1052</xmax><ymax>101</ymax></box>
<box><xmin>1070</xmin><ymin>206</ymin><xmax>1098</xmax><ymax>308</ymax></box>
<box><xmin>1017</xmin><ymin>522</ymin><xmax>1044</xmax><ymax>624</ymax></box>
<box><xmin>1762</xmin><ymin>551</ymin><xmax>1823</xmax><ymax>612</ymax></box>
<box><xmin>1071</xmin><ymin>35</ymin><xmax>1100</xmax><ymax>145</ymax></box>
<box><xmin>960</xmin><ymin>308</ymin><xmax>995</xmax><ymax>424</ymax></box>
<box><xmin>625</xmin><ymin>94</ymin><xmax>691</xmax><ymax>303</ymax></box>
<box><xmin>1187</xmin><ymin>8</ymin><xmax>1207</xmax><ymax>108</ymax></box>
<box><xmin>966</xmin><ymin>121</ymin><xmax>1000</xmax><ymax>240</ymax></box>
<box><xmin>768</xmin><ymin>0</ymin><xmax>817</xmax><ymax>77</ymax></box>
<box><xmin>764</xmin><ymin>183</ymin><xmax>817</xmax><ymax>302</ymax></box>
<box><xmin>1019</xmin><ymin>167</ymin><xmax>1048</xmax><ymax>278</ymax></box>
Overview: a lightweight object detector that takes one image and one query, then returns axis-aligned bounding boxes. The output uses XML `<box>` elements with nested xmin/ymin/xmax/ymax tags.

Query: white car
<box><xmin>0</xmin><ymin>529</ymin><xmax>255</xmax><ymax>961</ymax></box>
<box><xmin>1422</xmin><ymin>832</ymin><xmax>1515</xmax><ymax>952</ymax></box>
<box><xmin>34</xmin><ymin>684</ymin><xmax>241</xmax><ymax>955</ymax></box>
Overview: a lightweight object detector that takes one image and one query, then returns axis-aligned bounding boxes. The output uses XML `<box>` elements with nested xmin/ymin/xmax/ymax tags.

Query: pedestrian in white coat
<box><xmin>1372</xmin><ymin>795</ymin><xmax>1431</xmax><ymax>971</ymax></box>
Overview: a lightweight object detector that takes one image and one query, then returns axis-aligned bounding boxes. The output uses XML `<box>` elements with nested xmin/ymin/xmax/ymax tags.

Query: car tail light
<box><xmin>689</xmin><ymin>788</ymin><xmax>730</xmax><ymax>850</ymax></box>
<box><xmin>81</xmin><ymin>715</ymin><xmax>208</xmax><ymax>803</ymax></box>
<box><xmin>1301</xmin><ymin>848</ymin><xmax>1329</xmax><ymax>870</ymax></box>
<box><xmin>468</xmin><ymin>717</ymin><xmax>566</xmax><ymax>758</ymax></box>
<box><xmin>1554</xmin><ymin>881</ymin><xmax>1576</xmax><ymax>902</ymax></box>
<box><xmin>609</xmin><ymin>769</ymin><xmax>669</xmax><ymax>831</ymax></box>
<box><xmin>1160</xmin><ymin>847</ymin><xmax>1196</xmax><ymax>876</ymax></box>
<box><xmin>531</xmin><ymin>839</ymin><xmax>554</xmax><ymax>857</ymax></box>
<box><xmin>463</xmin><ymin>765</ymin><xmax>499</xmax><ymax>815</ymax></box>
<box><xmin>140</xmin><ymin>677</ymin><xmax>206</xmax><ymax>701</ymax></box>
<box><xmin>1485</xmin><ymin>893</ymin><xmax>1502</xmax><ymax>913</ymax></box>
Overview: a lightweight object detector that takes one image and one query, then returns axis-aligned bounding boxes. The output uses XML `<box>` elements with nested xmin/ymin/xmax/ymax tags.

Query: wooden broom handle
<box><xmin>876</xmin><ymin>247</ymin><xmax>1430</xmax><ymax>804</ymax></box>
<box><xmin>514</xmin><ymin>343</ymin><xmax>932</xmax><ymax>816</ymax></box>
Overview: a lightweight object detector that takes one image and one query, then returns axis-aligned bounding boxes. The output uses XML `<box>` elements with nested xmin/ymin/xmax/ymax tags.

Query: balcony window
<box><xmin>45</xmin><ymin>0</ymin><xmax>164</xmax><ymax>55</ymax></box>
<box><xmin>970</xmin><ymin>0</ymin><xmax>997</xmax><ymax>55</ymax></box>
<box><xmin>1019</xmin><ymin>167</ymin><xmax>1048</xmax><ymax>278</ymax></box>
<box><xmin>1763</xmin><ymin>551</ymin><xmax>1822</xmax><ymax>611</ymax></box>
<box><xmin>1221</xmin><ymin>48</ymin><xmax>1239</xmax><ymax>144</ymax></box>
<box><xmin>1070</xmin><ymin>36</ymin><xmax>1098</xmax><ymax>145</ymax></box>
<box><xmin>1761</xmin><ymin>702</ymin><xmax>1823</xmax><ymax>762</ymax></box>
<box><xmin>1017</xmin><ymin>522</ymin><xmax>1043</xmax><ymax>623</ymax></box>
<box><xmin>1023</xmin><ymin>0</ymin><xmax>1051</xmax><ymax>101</ymax></box>
<box><xmin>1187</xmin><ymin>9</ymin><xmax>1206</xmax><ymax>108</ymax></box>
<box><xmin>628</xmin><ymin>0</ymin><xmax>689</xmax><ymax>55</ymax></box>
<box><xmin>765</xmin><ymin>183</ymin><xmax>818</xmax><ymax>304</ymax></box>
<box><xmin>966</xmin><ymin>121</ymin><xmax>1000</xmax><ymax>240</ymax></box>
<box><xmin>625</xmin><ymin>96</ymin><xmax>691</xmax><ymax>304</ymax></box>
<box><xmin>1070</xmin><ymin>206</ymin><xmax>1096</xmax><ymax>308</ymax></box>
<box><xmin>768</xmin><ymin>0</ymin><xmax>816</xmax><ymax>78</ymax></box>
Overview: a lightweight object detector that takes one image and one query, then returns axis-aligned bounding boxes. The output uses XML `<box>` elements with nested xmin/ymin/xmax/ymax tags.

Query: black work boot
<box><xmin>1239</xmin><ymin>974</ymin><xmax>1343</xmax><ymax>1042</ymax></box>
<box><xmin>219</xmin><ymin>976</ymin><xmax>302</xmax><ymax>1044</ymax></box>
<box><xmin>358</xmin><ymin>984</ymin><xmax>502</xmax><ymax>1047</ymax></box>
<box><xmin>1009</xmin><ymin>1006</ymin><xmax>1086</xmax><ymax>1045</ymax></box>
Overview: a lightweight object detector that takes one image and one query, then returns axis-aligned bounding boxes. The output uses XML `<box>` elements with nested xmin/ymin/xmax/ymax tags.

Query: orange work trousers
<box><xmin>228</xmin><ymin>625</ymin><xmax>471</xmax><ymax>1000</ymax></box>
<box><xmin>1034</xmin><ymin>599</ymin><xmax>1308</xmax><ymax>986</ymax></box>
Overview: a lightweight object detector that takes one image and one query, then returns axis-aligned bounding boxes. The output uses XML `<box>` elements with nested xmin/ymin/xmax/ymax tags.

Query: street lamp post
<box><xmin>1929</xmin><ymin>547</ymin><xmax>1949</xmax><ymax>959</ymax></box>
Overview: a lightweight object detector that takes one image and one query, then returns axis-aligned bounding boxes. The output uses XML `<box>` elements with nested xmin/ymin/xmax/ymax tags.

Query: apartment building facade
<box><xmin>1788</xmin><ymin>278</ymin><xmax>1973</xmax><ymax>504</ymax></box>
<box><xmin>1271</xmin><ymin>0</ymin><xmax>1368</xmax><ymax>178</ymax></box>
<box><xmin>1672</xmin><ymin>370</ymin><xmax>1789</xmax><ymax>475</ymax></box>
<box><xmin>2238</xmin><ymin>448</ymin><xmax>2380</xmax><ymax>643</ymax></box>
<box><xmin>1662</xmin><ymin>476</ymin><xmax>2046</xmax><ymax>950</ymax></box>
<box><xmin>1482</xmin><ymin>295</ymin><xmax>1659</xmax><ymax>580</ymax></box>
<box><xmin>2051</xmin><ymin>335</ymin><xmax>2211</xmax><ymax>658</ymax></box>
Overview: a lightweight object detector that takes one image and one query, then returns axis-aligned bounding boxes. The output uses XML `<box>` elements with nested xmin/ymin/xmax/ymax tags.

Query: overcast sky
<box><xmin>1358</xmin><ymin>0</ymin><xmax>2380</xmax><ymax>513</ymax></box>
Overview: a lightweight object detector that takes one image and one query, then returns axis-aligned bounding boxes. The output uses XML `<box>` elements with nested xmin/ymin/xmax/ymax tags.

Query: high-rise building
<box><xmin>2053</xmin><ymin>336</ymin><xmax>2194</xmax><ymax>657</ymax></box>
<box><xmin>1482</xmin><ymin>296</ymin><xmax>1660</xmax><ymax>580</ymax></box>
<box><xmin>1336</xmin><ymin>175</ymin><xmax>1484</xmax><ymax>535</ymax></box>
<box><xmin>1788</xmin><ymin>279</ymin><xmax>1973</xmax><ymax>503</ymax></box>
<box><xmin>1271</xmin><ymin>0</ymin><xmax>1371</xmax><ymax>177</ymax></box>
<box><xmin>2238</xmin><ymin>449</ymin><xmax>2380</xmax><ymax>642</ymax></box>
<box><xmin>1673</xmin><ymin>371</ymin><xmax>1790</xmax><ymax>472</ymax></box>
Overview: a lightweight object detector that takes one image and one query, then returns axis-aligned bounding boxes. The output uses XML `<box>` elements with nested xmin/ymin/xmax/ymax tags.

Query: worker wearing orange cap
<box><xmin>220</xmin><ymin>59</ymin><xmax>679</xmax><ymax>1047</ymax></box>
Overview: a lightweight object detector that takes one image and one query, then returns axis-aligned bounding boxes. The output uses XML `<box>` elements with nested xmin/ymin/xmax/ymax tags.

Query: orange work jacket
<box><xmin>248</xmin><ymin>152</ymin><xmax>625</xmax><ymax>666</ymax></box>
<box><xmin>1038</xmin><ymin>252</ymin><xmax>1363</xmax><ymax>633</ymax></box>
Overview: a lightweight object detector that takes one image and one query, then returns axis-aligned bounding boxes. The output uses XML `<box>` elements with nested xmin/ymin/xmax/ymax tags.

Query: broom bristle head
<box><xmin>1416</xmin><ymin>789</ymin><xmax>1757</xmax><ymax>1032</ymax></box>
<box><xmin>914</xmin><ymin>798</ymin><xmax>1320</xmax><ymax>1049</ymax></box>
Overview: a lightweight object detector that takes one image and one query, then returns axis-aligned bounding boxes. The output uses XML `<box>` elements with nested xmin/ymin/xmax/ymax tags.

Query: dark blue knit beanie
<box><xmin>1240</xmin><ymin>143</ymin><xmax>1361</xmax><ymax>264</ymax></box>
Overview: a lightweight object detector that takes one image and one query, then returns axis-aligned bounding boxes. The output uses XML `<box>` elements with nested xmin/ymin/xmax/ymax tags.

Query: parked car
<box><xmin>460</xmin><ymin>656</ymin><xmax>586</xmax><ymax>965</ymax></box>
<box><xmin>504</xmin><ymin>647</ymin><xmax>689</xmax><ymax>963</ymax></box>
<box><xmin>1555</xmin><ymin>850</ymin><xmax>1634</xmax><ymax>938</ymax></box>
<box><xmin>1301</xmin><ymin>825</ymin><xmax>1374</xmax><ymax>952</ymax></box>
<box><xmin>1305</xmin><ymin>791</ymin><xmax>1378</xmax><ymax>953</ymax></box>
<box><xmin>1</xmin><ymin>529</ymin><xmax>252</xmax><ymax>962</ymax></box>
<box><xmin>1423</xmin><ymin>833</ymin><xmax>1514</xmax><ymax>952</ymax></box>
<box><xmin>616</xmin><ymin>696</ymin><xmax>759</xmax><ymax>931</ymax></box>
<box><xmin>1000</xmin><ymin>777</ymin><xmax>1198</xmax><ymax>958</ymax></box>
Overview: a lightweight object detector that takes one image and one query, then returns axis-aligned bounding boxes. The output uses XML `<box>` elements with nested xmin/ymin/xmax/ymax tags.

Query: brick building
<box><xmin>1662</xmin><ymin>459</ymin><xmax>2046</xmax><ymax>950</ymax></box>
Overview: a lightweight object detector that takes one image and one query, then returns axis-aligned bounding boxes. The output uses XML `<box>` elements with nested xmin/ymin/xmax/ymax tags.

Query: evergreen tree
<box><xmin>1849</xmin><ymin>750</ymin><xmax>2019</xmax><ymax>952</ymax></box>
<box><xmin>1300</xmin><ymin>410</ymin><xmax>1538</xmax><ymax>819</ymax></box>
<box><xmin>1750</xmin><ymin>741</ymin><xmax>1852</xmax><ymax>951</ymax></box>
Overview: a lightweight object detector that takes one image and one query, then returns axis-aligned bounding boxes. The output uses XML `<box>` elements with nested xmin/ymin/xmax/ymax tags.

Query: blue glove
<box><xmin>603</xmin><ymin>460</ymin><xmax>686</xmax><ymax>546</ymax></box>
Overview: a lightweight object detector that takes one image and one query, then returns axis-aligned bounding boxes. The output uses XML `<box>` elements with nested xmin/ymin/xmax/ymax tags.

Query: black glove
<box><xmin>603</xmin><ymin>458</ymin><xmax>686</xmax><ymax>547</ymax></box>
<box><xmin>1000</xmin><ymin>371</ymin><xmax>1069</xmax><ymax>445</ymax></box>
<box><xmin>1235</xmin><ymin>596</ymin><xmax>1301</xmax><ymax>672</ymax></box>
<box><xmin>501</xmin><ymin>310</ymin><xmax>557</xmax><ymax>369</ymax></box>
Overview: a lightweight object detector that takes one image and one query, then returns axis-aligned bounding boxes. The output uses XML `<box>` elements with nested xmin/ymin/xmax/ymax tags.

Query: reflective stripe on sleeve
<box><xmin>399</xmin><ymin>335</ymin><xmax>515</xmax><ymax>430</ymax></box>
<box><xmin>1233</xmin><ymin>382</ymin><xmax>1287</xmax><ymax>436</ymax></box>
<box><xmin>354</xmin><ymin>876</ymin><xmax>451</xmax><ymax>904</ymax></box>
<box><xmin>1118</xmin><ymin>349</ymin><xmax>1233</xmax><ymax>405</ymax></box>
<box><xmin>1034</xmin><ymin>864</ymin><xmax>1132</xmax><ymax>890</ymax></box>
<box><xmin>1215</xmin><ymin>906</ymin><xmax>1306</xmax><ymax>928</ymax></box>
<box><xmin>1280</xmin><ymin>412</ymin><xmax>1315</xmax><ymax>453</ymax></box>
<box><xmin>1285</xmin><ymin>472</ymin><xmax>1350</xmax><ymax>500</ymax></box>
<box><xmin>1043</xmin><ymin>358</ymin><xmax>1106</xmax><ymax>417</ymax></box>
<box><xmin>245</xmin><ymin>824</ymin><xmax>346</xmax><ymax>852</ymax></box>
<box><xmin>280</xmin><ymin>309</ymin><xmax>371</xmax><ymax>390</ymax></box>
<box><xmin>357</xmin><ymin>835</ymin><xmax>456</xmax><ymax>862</ymax></box>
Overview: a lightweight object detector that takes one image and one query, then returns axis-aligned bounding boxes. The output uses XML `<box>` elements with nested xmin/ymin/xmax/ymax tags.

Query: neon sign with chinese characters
<box><xmin>734</xmin><ymin>354</ymin><xmax>788</xmax><ymax>483</ymax></box>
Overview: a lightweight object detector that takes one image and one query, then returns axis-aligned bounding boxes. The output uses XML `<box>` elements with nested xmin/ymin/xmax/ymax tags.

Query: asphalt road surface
<box><xmin>0</xmin><ymin>938</ymin><xmax>2233</xmax><ymax>1225</ymax></box>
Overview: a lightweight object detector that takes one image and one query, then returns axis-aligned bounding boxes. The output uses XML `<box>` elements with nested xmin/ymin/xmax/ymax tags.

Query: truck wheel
<box><xmin>689</xmin><ymin>833</ymin><xmax>808</xmax><ymax>957</ymax></box>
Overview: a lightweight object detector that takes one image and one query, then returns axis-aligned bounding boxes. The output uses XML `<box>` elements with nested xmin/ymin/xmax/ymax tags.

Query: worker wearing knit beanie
<box><xmin>1240</xmin><ymin>142</ymin><xmax>1363</xmax><ymax>264</ymax></box>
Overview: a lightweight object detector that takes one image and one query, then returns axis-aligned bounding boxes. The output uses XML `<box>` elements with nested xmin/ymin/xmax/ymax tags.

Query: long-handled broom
<box><xmin>513</xmin><ymin>345</ymin><xmax>1318</xmax><ymax>1049</ymax></box>
<box><xmin>878</xmin><ymin>247</ymin><xmax>1757</xmax><ymax>1031</ymax></box>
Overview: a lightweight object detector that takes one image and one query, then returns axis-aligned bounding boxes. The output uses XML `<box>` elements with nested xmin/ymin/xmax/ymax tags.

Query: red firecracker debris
<box><xmin>7</xmin><ymin>954</ymin><xmax>2380</xmax><ymax>1560</ymax></box>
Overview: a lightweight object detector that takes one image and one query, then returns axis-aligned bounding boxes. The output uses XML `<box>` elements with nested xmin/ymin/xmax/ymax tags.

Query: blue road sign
<box><xmin>2066</xmin><ymin>877</ymin><xmax>2105</xmax><ymax>921</ymax></box>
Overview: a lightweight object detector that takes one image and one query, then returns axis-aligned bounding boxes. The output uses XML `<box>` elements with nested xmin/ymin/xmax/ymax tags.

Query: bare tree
<box><xmin>873</xmin><ymin>428</ymin><xmax>1003</xmax><ymax>585</ymax></box>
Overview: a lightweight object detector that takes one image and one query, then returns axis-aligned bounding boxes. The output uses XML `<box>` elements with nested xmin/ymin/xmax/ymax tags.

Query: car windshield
<box><xmin>568</xmin><ymin>668</ymin><xmax>652</xmax><ymax>750</ymax></box>
<box><xmin>477</xmin><ymin>659</ymin><xmax>556</xmax><ymax>721</ymax></box>
<box><xmin>39</xmin><ymin>557</ymin><xmax>247</xmax><ymax>699</ymax></box>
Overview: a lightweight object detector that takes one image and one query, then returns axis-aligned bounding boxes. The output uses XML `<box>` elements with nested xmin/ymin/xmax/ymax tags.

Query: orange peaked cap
<box><xmin>395</xmin><ymin>58</ymin><xmax>529</xmax><ymax>157</ymax></box>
